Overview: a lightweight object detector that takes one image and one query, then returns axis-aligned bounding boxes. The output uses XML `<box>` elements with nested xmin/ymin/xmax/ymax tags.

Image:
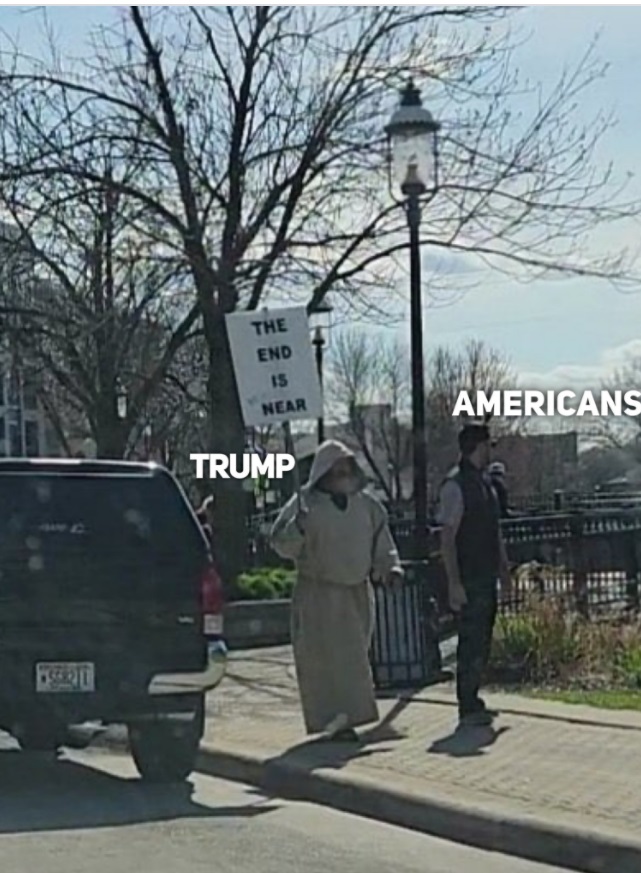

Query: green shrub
<box><xmin>614</xmin><ymin>640</ymin><xmax>641</xmax><ymax>690</ymax></box>
<box><xmin>491</xmin><ymin>597</ymin><xmax>580</xmax><ymax>683</ymax></box>
<box><xmin>491</xmin><ymin>596</ymin><xmax>641</xmax><ymax>690</ymax></box>
<box><xmin>235</xmin><ymin>567</ymin><xmax>296</xmax><ymax>601</ymax></box>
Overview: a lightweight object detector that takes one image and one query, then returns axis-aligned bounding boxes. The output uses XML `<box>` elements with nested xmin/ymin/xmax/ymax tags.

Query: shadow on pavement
<box><xmin>360</xmin><ymin>696</ymin><xmax>413</xmax><ymax>744</ymax></box>
<box><xmin>264</xmin><ymin>699</ymin><xmax>413</xmax><ymax>775</ymax></box>
<box><xmin>223</xmin><ymin>672</ymin><xmax>298</xmax><ymax>703</ymax></box>
<box><xmin>264</xmin><ymin>731</ymin><xmax>387</xmax><ymax>775</ymax></box>
<box><xmin>427</xmin><ymin>724</ymin><xmax>510</xmax><ymax>758</ymax></box>
<box><xmin>0</xmin><ymin>748</ymin><xmax>280</xmax><ymax>834</ymax></box>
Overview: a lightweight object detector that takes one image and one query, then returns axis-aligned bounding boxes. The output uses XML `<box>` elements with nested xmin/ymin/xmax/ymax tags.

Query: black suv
<box><xmin>0</xmin><ymin>459</ymin><xmax>227</xmax><ymax>782</ymax></box>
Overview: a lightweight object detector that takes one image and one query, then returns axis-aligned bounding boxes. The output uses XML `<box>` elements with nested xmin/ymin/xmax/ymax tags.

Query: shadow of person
<box><xmin>360</xmin><ymin>696</ymin><xmax>412</xmax><ymax>745</ymax></box>
<box><xmin>427</xmin><ymin>724</ymin><xmax>510</xmax><ymax>758</ymax></box>
<box><xmin>0</xmin><ymin>748</ymin><xmax>280</xmax><ymax>835</ymax></box>
<box><xmin>222</xmin><ymin>672</ymin><xmax>297</xmax><ymax>703</ymax></box>
<box><xmin>264</xmin><ymin>730</ymin><xmax>384</xmax><ymax>779</ymax></box>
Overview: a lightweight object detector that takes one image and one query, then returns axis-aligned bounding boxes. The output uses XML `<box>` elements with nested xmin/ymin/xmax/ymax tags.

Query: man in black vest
<box><xmin>437</xmin><ymin>422</ymin><xmax>512</xmax><ymax>726</ymax></box>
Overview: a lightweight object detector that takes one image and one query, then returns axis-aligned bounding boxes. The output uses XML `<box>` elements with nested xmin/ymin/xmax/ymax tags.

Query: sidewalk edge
<box><xmin>197</xmin><ymin>742</ymin><xmax>641</xmax><ymax>873</ymax></box>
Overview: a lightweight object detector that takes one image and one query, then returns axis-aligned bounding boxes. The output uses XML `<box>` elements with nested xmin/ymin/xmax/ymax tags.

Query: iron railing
<box><xmin>245</xmin><ymin>505</ymin><xmax>641</xmax><ymax>690</ymax></box>
<box><xmin>246</xmin><ymin>505</ymin><xmax>641</xmax><ymax>618</ymax></box>
<box><xmin>510</xmin><ymin>490</ymin><xmax>641</xmax><ymax>514</ymax></box>
<box><xmin>370</xmin><ymin>561</ymin><xmax>443</xmax><ymax>689</ymax></box>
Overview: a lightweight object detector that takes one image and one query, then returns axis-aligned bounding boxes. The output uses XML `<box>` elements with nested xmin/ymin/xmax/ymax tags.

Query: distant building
<box><xmin>0</xmin><ymin>222</ymin><xmax>53</xmax><ymax>457</ymax></box>
<box><xmin>491</xmin><ymin>431</ymin><xmax>579</xmax><ymax>496</ymax></box>
<box><xmin>254</xmin><ymin>409</ymin><xmax>580</xmax><ymax>512</ymax></box>
<box><xmin>0</xmin><ymin>361</ymin><xmax>48</xmax><ymax>457</ymax></box>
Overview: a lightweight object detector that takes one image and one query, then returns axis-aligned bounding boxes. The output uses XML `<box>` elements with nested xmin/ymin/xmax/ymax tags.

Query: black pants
<box><xmin>456</xmin><ymin>580</ymin><xmax>498</xmax><ymax>717</ymax></box>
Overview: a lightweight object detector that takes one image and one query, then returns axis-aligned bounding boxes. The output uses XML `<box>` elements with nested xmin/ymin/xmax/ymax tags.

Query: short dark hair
<box><xmin>458</xmin><ymin>422</ymin><xmax>492</xmax><ymax>456</ymax></box>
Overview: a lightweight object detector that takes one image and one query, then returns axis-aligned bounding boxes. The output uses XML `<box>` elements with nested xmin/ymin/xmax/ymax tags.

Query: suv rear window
<box><xmin>0</xmin><ymin>471</ymin><xmax>206</xmax><ymax>600</ymax></box>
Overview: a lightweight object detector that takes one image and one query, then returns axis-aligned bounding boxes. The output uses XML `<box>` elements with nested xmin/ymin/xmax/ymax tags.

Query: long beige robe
<box><xmin>270</xmin><ymin>441</ymin><xmax>402</xmax><ymax>734</ymax></box>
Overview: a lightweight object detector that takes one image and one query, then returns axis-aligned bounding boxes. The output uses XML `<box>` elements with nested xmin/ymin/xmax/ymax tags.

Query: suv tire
<box><xmin>17</xmin><ymin>724</ymin><xmax>63</xmax><ymax>753</ymax></box>
<box><xmin>128</xmin><ymin>696</ymin><xmax>204</xmax><ymax>783</ymax></box>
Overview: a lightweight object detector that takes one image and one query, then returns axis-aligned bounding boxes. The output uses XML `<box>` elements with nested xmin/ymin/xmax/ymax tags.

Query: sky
<box><xmin>1</xmin><ymin>5</ymin><xmax>640</xmax><ymax>394</ymax></box>
<box><xmin>421</xmin><ymin>6</ymin><xmax>641</xmax><ymax>390</ymax></box>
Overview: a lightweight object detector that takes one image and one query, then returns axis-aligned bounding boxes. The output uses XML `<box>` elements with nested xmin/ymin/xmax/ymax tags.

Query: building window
<box><xmin>0</xmin><ymin>371</ymin><xmax>4</xmax><ymax>407</ymax></box>
<box><xmin>0</xmin><ymin>415</ymin><xmax>5</xmax><ymax>456</ymax></box>
<box><xmin>25</xmin><ymin>420</ymin><xmax>40</xmax><ymax>457</ymax></box>
<box><xmin>9</xmin><ymin>420</ymin><xmax>22</xmax><ymax>456</ymax></box>
<box><xmin>8</xmin><ymin>372</ymin><xmax>20</xmax><ymax>407</ymax></box>
<box><xmin>23</xmin><ymin>376</ymin><xmax>38</xmax><ymax>411</ymax></box>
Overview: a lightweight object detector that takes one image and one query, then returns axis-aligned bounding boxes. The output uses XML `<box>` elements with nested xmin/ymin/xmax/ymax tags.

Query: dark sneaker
<box><xmin>459</xmin><ymin>710</ymin><xmax>494</xmax><ymax>727</ymax></box>
<box><xmin>474</xmin><ymin>700</ymin><xmax>499</xmax><ymax>719</ymax></box>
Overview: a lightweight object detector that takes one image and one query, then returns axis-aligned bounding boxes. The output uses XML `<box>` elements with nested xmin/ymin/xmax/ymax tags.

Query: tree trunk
<box><xmin>94</xmin><ymin>408</ymin><xmax>127</xmax><ymax>459</ymax></box>
<box><xmin>207</xmin><ymin>314</ymin><xmax>248</xmax><ymax>590</ymax></box>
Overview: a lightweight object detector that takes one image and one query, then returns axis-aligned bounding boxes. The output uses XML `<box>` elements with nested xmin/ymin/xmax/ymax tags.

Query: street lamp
<box><xmin>385</xmin><ymin>79</ymin><xmax>440</xmax><ymax>557</ymax></box>
<box><xmin>143</xmin><ymin>424</ymin><xmax>152</xmax><ymax>459</ymax></box>
<box><xmin>310</xmin><ymin>299</ymin><xmax>334</xmax><ymax>445</ymax></box>
<box><xmin>116</xmin><ymin>383</ymin><xmax>128</xmax><ymax>420</ymax></box>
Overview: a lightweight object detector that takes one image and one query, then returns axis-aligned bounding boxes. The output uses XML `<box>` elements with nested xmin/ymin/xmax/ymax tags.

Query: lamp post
<box><xmin>310</xmin><ymin>299</ymin><xmax>334</xmax><ymax>445</ymax></box>
<box><xmin>116</xmin><ymin>385</ymin><xmax>128</xmax><ymax>421</ymax></box>
<box><xmin>143</xmin><ymin>424</ymin><xmax>152</xmax><ymax>459</ymax></box>
<box><xmin>385</xmin><ymin>79</ymin><xmax>440</xmax><ymax>557</ymax></box>
<box><xmin>114</xmin><ymin>382</ymin><xmax>128</xmax><ymax>459</ymax></box>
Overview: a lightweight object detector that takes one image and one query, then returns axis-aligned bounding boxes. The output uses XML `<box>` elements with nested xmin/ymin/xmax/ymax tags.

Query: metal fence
<box><xmin>510</xmin><ymin>490</ymin><xmax>641</xmax><ymax>514</ymax></box>
<box><xmin>245</xmin><ymin>505</ymin><xmax>641</xmax><ymax>620</ymax></box>
<box><xmin>499</xmin><ymin>509</ymin><xmax>641</xmax><ymax>618</ymax></box>
<box><xmin>370</xmin><ymin>561</ymin><xmax>443</xmax><ymax>690</ymax></box>
<box><xmin>377</xmin><ymin>510</ymin><xmax>641</xmax><ymax>619</ymax></box>
<box><xmin>244</xmin><ymin>504</ymin><xmax>641</xmax><ymax>690</ymax></box>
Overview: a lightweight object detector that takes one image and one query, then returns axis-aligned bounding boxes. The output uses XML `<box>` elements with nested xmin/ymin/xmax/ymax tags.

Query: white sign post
<box><xmin>225</xmin><ymin>307</ymin><xmax>322</xmax><ymax>428</ymax></box>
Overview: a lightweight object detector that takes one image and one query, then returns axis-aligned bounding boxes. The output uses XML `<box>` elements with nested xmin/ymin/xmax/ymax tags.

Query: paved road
<box><xmin>0</xmin><ymin>736</ymin><xmax>577</xmax><ymax>873</ymax></box>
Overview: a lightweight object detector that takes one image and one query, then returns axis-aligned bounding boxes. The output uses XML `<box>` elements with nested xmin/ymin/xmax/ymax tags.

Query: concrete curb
<box><xmin>197</xmin><ymin>742</ymin><xmax>641</xmax><ymax>873</ymax></box>
<box><xmin>225</xmin><ymin>600</ymin><xmax>291</xmax><ymax>650</ymax></box>
<box><xmin>410</xmin><ymin>694</ymin><xmax>641</xmax><ymax>732</ymax></box>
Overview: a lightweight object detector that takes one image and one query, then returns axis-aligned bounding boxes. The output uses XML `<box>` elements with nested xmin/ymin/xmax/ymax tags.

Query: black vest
<box><xmin>445</xmin><ymin>459</ymin><xmax>500</xmax><ymax>581</ymax></box>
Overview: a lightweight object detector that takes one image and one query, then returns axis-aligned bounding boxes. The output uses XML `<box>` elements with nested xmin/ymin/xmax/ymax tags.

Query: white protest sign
<box><xmin>225</xmin><ymin>306</ymin><xmax>322</xmax><ymax>427</ymax></box>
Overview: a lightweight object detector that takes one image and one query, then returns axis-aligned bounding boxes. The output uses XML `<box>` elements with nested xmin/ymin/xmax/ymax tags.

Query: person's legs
<box><xmin>470</xmin><ymin>585</ymin><xmax>499</xmax><ymax>717</ymax></box>
<box><xmin>456</xmin><ymin>582</ymin><xmax>497</xmax><ymax>722</ymax></box>
<box><xmin>456</xmin><ymin>596</ymin><xmax>484</xmax><ymax>719</ymax></box>
<box><xmin>479</xmin><ymin>586</ymin><xmax>498</xmax><ymax>678</ymax></box>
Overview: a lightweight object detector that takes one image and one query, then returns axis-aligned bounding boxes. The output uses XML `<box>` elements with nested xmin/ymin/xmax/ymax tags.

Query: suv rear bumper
<box><xmin>147</xmin><ymin>639</ymin><xmax>227</xmax><ymax>696</ymax></box>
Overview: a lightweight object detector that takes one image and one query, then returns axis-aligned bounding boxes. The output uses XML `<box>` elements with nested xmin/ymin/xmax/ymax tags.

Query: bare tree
<box><xmin>329</xmin><ymin>332</ymin><xmax>518</xmax><ymax>503</ymax></box>
<box><xmin>0</xmin><ymin>162</ymin><xmax>197</xmax><ymax>458</ymax></box>
<box><xmin>426</xmin><ymin>339</ymin><xmax>522</xmax><ymax>487</ymax></box>
<box><xmin>327</xmin><ymin>330</ymin><xmax>410</xmax><ymax>505</ymax></box>
<box><xmin>0</xmin><ymin>6</ymin><xmax>639</xmax><ymax>577</ymax></box>
<box><xmin>577</xmin><ymin>444</ymin><xmax>631</xmax><ymax>491</ymax></box>
<box><xmin>593</xmin><ymin>356</ymin><xmax>641</xmax><ymax>460</ymax></box>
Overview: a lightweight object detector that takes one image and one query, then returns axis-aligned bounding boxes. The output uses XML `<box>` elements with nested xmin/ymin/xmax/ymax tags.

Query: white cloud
<box><xmin>519</xmin><ymin>339</ymin><xmax>641</xmax><ymax>392</ymax></box>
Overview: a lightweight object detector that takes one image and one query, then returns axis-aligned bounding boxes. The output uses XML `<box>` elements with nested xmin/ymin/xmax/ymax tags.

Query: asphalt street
<box><xmin>0</xmin><ymin>734</ymin><xmax>578</xmax><ymax>873</ymax></box>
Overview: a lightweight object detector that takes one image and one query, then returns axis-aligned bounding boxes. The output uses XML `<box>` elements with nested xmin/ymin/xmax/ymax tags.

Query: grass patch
<box><xmin>525</xmin><ymin>688</ymin><xmax>641</xmax><ymax>712</ymax></box>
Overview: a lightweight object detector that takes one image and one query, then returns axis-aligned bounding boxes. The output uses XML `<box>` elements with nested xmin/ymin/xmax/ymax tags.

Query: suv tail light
<box><xmin>201</xmin><ymin>562</ymin><xmax>224</xmax><ymax>636</ymax></box>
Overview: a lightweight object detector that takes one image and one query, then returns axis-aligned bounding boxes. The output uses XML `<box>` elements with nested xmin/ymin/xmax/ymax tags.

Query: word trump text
<box><xmin>190</xmin><ymin>453</ymin><xmax>295</xmax><ymax>480</ymax></box>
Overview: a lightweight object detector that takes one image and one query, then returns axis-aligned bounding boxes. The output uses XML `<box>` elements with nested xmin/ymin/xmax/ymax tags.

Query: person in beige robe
<box><xmin>270</xmin><ymin>440</ymin><xmax>403</xmax><ymax>741</ymax></box>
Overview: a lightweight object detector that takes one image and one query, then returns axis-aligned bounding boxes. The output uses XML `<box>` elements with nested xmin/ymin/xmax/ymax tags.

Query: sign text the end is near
<box><xmin>225</xmin><ymin>306</ymin><xmax>322</xmax><ymax>429</ymax></box>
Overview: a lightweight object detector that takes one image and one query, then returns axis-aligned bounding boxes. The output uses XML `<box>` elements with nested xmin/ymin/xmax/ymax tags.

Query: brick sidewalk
<box><xmin>206</xmin><ymin>647</ymin><xmax>641</xmax><ymax>838</ymax></box>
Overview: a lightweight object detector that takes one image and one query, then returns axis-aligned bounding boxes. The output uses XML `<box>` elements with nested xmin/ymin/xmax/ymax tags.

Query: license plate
<box><xmin>36</xmin><ymin>662</ymin><xmax>95</xmax><ymax>693</ymax></box>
